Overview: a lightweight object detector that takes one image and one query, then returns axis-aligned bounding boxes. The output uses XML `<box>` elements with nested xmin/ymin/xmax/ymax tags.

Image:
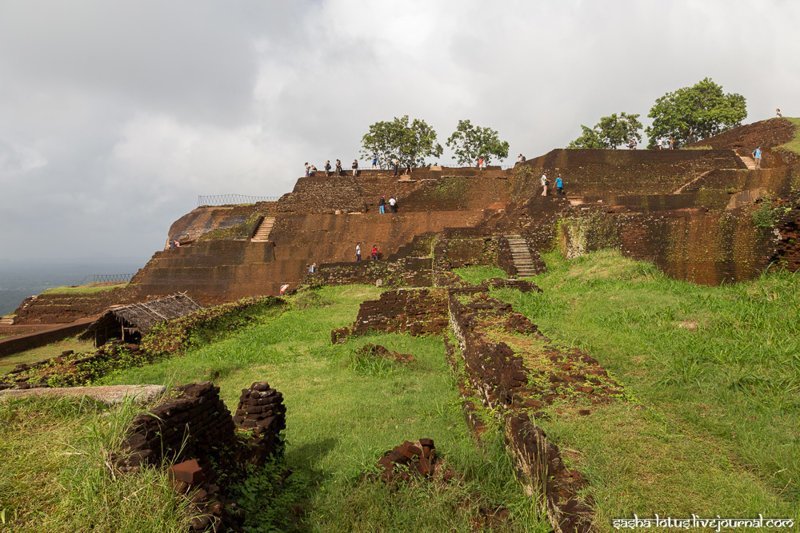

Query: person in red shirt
<box><xmin>371</xmin><ymin>244</ymin><xmax>379</xmax><ymax>260</ymax></box>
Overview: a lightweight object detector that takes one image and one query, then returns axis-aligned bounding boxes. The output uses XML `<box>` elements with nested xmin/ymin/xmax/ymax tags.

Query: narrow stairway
<box><xmin>505</xmin><ymin>235</ymin><xmax>537</xmax><ymax>277</ymax></box>
<box><xmin>251</xmin><ymin>216</ymin><xmax>275</xmax><ymax>242</ymax></box>
<box><xmin>738</xmin><ymin>154</ymin><xmax>757</xmax><ymax>170</ymax></box>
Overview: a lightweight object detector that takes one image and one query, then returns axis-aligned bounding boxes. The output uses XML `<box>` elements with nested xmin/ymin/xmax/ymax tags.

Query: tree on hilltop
<box><xmin>646</xmin><ymin>78</ymin><xmax>747</xmax><ymax>148</ymax></box>
<box><xmin>360</xmin><ymin>116</ymin><xmax>443</xmax><ymax>168</ymax></box>
<box><xmin>445</xmin><ymin>120</ymin><xmax>510</xmax><ymax>166</ymax></box>
<box><xmin>568</xmin><ymin>112</ymin><xmax>643</xmax><ymax>149</ymax></box>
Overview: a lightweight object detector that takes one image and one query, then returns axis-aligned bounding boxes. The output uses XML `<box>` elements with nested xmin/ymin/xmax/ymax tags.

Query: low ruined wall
<box><xmin>332</xmin><ymin>288</ymin><xmax>448</xmax><ymax>342</ymax></box>
<box><xmin>312</xmin><ymin>257</ymin><xmax>433</xmax><ymax>288</ymax></box>
<box><xmin>505</xmin><ymin>414</ymin><xmax>593</xmax><ymax>533</ymax></box>
<box><xmin>119</xmin><ymin>382</ymin><xmax>240</xmax><ymax>471</ymax></box>
<box><xmin>447</xmin><ymin>291</ymin><xmax>534</xmax><ymax>410</ymax></box>
<box><xmin>118</xmin><ymin>381</ymin><xmax>286</xmax><ymax>531</ymax></box>
<box><xmin>446</xmin><ymin>288</ymin><xmax>603</xmax><ymax>532</ymax></box>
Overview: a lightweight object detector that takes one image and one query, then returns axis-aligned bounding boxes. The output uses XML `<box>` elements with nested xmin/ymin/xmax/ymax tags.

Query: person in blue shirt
<box><xmin>555</xmin><ymin>175</ymin><xmax>564</xmax><ymax>196</ymax></box>
<box><xmin>753</xmin><ymin>147</ymin><xmax>762</xmax><ymax>169</ymax></box>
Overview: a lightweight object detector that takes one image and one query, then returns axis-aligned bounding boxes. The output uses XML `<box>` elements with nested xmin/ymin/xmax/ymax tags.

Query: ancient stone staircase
<box><xmin>738</xmin><ymin>155</ymin><xmax>757</xmax><ymax>170</ymax></box>
<box><xmin>251</xmin><ymin>216</ymin><xmax>275</xmax><ymax>242</ymax></box>
<box><xmin>505</xmin><ymin>235</ymin><xmax>537</xmax><ymax>277</ymax></box>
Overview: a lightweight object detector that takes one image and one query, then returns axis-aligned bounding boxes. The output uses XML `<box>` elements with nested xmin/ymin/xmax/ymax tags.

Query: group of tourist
<box><xmin>354</xmin><ymin>242</ymin><xmax>381</xmax><ymax>262</ymax></box>
<box><xmin>305</xmin><ymin>159</ymin><xmax>360</xmax><ymax>177</ymax></box>
<box><xmin>657</xmin><ymin>138</ymin><xmax>676</xmax><ymax>150</ymax></box>
<box><xmin>377</xmin><ymin>195</ymin><xmax>398</xmax><ymax>214</ymax></box>
<box><xmin>539</xmin><ymin>173</ymin><xmax>564</xmax><ymax>197</ymax></box>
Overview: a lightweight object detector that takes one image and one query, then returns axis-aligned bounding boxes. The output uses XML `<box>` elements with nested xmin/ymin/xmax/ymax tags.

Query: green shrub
<box><xmin>141</xmin><ymin>296</ymin><xmax>284</xmax><ymax>356</ymax></box>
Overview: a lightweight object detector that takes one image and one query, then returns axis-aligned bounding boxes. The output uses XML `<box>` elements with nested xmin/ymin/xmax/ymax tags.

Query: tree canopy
<box><xmin>445</xmin><ymin>120</ymin><xmax>510</xmax><ymax>166</ymax></box>
<box><xmin>646</xmin><ymin>78</ymin><xmax>747</xmax><ymax>148</ymax></box>
<box><xmin>360</xmin><ymin>116</ymin><xmax>443</xmax><ymax>168</ymax></box>
<box><xmin>568</xmin><ymin>113</ymin><xmax>643</xmax><ymax>149</ymax></box>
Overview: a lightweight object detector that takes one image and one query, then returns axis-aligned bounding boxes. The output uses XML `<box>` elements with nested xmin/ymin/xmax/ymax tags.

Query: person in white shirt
<box><xmin>540</xmin><ymin>174</ymin><xmax>549</xmax><ymax>196</ymax></box>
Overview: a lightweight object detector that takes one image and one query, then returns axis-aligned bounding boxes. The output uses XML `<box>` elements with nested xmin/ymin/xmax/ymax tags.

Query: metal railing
<box><xmin>77</xmin><ymin>273</ymin><xmax>135</xmax><ymax>284</ymax></box>
<box><xmin>198</xmin><ymin>194</ymin><xmax>280</xmax><ymax>206</ymax></box>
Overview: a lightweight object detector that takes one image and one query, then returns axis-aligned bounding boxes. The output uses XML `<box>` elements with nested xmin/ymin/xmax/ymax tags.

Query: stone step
<box><xmin>251</xmin><ymin>216</ymin><xmax>276</xmax><ymax>243</ymax></box>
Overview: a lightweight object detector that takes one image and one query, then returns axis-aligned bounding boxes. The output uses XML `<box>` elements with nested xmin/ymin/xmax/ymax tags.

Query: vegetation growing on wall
<box><xmin>197</xmin><ymin>211</ymin><xmax>266</xmax><ymax>241</ymax></box>
<box><xmin>556</xmin><ymin>212</ymin><xmax>621</xmax><ymax>259</ymax></box>
<box><xmin>141</xmin><ymin>296</ymin><xmax>284</xmax><ymax>356</ymax></box>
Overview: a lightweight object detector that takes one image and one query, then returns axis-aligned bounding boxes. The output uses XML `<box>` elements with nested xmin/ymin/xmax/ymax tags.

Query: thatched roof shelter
<box><xmin>82</xmin><ymin>293</ymin><xmax>202</xmax><ymax>346</ymax></box>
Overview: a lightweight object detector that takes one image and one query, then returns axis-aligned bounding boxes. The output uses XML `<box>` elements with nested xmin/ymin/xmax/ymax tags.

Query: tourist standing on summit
<box><xmin>335</xmin><ymin>159</ymin><xmax>343</xmax><ymax>176</ymax></box>
<box><xmin>540</xmin><ymin>173</ymin><xmax>549</xmax><ymax>196</ymax></box>
<box><xmin>392</xmin><ymin>158</ymin><xmax>399</xmax><ymax>177</ymax></box>
<box><xmin>352</xmin><ymin>159</ymin><xmax>359</xmax><ymax>176</ymax></box>
<box><xmin>753</xmin><ymin>146</ymin><xmax>762</xmax><ymax>169</ymax></box>
<box><xmin>324</xmin><ymin>160</ymin><xmax>332</xmax><ymax>177</ymax></box>
<box><xmin>372</xmin><ymin>155</ymin><xmax>378</xmax><ymax>169</ymax></box>
<box><xmin>477</xmin><ymin>156</ymin><xmax>484</xmax><ymax>170</ymax></box>
<box><xmin>305</xmin><ymin>162</ymin><xmax>311</xmax><ymax>177</ymax></box>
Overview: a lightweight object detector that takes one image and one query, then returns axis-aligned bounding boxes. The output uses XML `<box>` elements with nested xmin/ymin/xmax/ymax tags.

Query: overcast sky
<box><xmin>1</xmin><ymin>0</ymin><xmax>798</xmax><ymax>268</ymax></box>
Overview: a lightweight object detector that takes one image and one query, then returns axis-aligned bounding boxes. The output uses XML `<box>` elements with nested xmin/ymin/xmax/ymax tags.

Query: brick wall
<box><xmin>312</xmin><ymin>257</ymin><xmax>433</xmax><ymax>288</ymax></box>
<box><xmin>117</xmin><ymin>381</ymin><xmax>286</xmax><ymax>530</ymax></box>
<box><xmin>332</xmin><ymin>288</ymin><xmax>448</xmax><ymax>342</ymax></box>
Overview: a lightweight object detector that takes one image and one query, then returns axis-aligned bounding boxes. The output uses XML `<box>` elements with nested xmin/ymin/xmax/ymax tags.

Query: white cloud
<box><xmin>0</xmin><ymin>0</ymin><xmax>797</xmax><ymax>264</ymax></box>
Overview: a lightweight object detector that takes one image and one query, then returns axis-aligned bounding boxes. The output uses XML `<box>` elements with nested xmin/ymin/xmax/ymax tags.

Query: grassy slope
<box><xmin>101</xmin><ymin>285</ymin><xmax>547</xmax><ymax>531</ymax></box>
<box><xmin>0</xmin><ymin>337</ymin><xmax>94</xmax><ymax>374</ymax></box>
<box><xmin>453</xmin><ymin>265</ymin><xmax>507</xmax><ymax>285</ymax></box>
<box><xmin>481</xmin><ymin>251</ymin><xmax>799</xmax><ymax>524</ymax></box>
<box><xmin>40</xmin><ymin>283</ymin><xmax>127</xmax><ymax>295</ymax></box>
<box><xmin>777</xmin><ymin>117</ymin><xmax>800</xmax><ymax>155</ymax></box>
<box><xmin>0</xmin><ymin>397</ymin><xmax>190</xmax><ymax>532</ymax></box>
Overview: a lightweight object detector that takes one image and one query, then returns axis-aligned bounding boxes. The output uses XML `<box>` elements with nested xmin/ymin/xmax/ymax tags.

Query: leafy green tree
<box><xmin>568</xmin><ymin>125</ymin><xmax>608</xmax><ymax>149</ymax></box>
<box><xmin>445</xmin><ymin>119</ymin><xmax>510</xmax><ymax>166</ymax></box>
<box><xmin>360</xmin><ymin>115</ymin><xmax>443</xmax><ymax>168</ymax></box>
<box><xmin>646</xmin><ymin>78</ymin><xmax>747</xmax><ymax>148</ymax></box>
<box><xmin>568</xmin><ymin>113</ymin><xmax>643</xmax><ymax>149</ymax></box>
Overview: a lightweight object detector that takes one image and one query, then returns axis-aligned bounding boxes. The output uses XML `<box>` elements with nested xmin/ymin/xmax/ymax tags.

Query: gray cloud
<box><xmin>0</xmin><ymin>0</ymin><xmax>797</xmax><ymax>266</ymax></box>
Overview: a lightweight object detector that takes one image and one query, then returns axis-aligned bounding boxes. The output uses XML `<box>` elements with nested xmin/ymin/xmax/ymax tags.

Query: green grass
<box><xmin>492</xmin><ymin>249</ymin><xmax>800</xmax><ymax>525</ymax></box>
<box><xmin>777</xmin><ymin>117</ymin><xmax>800</xmax><ymax>156</ymax></box>
<box><xmin>100</xmin><ymin>285</ymin><xmax>547</xmax><ymax>531</ymax></box>
<box><xmin>0</xmin><ymin>337</ymin><xmax>95</xmax><ymax>374</ymax></box>
<box><xmin>40</xmin><ymin>283</ymin><xmax>127</xmax><ymax>295</ymax></box>
<box><xmin>453</xmin><ymin>265</ymin><xmax>507</xmax><ymax>285</ymax></box>
<box><xmin>0</xmin><ymin>397</ymin><xmax>191</xmax><ymax>532</ymax></box>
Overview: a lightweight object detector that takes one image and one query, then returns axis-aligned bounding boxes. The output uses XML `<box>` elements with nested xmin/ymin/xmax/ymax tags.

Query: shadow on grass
<box><xmin>262</xmin><ymin>436</ymin><xmax>339</xmax><ymax>531</ymax></box>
